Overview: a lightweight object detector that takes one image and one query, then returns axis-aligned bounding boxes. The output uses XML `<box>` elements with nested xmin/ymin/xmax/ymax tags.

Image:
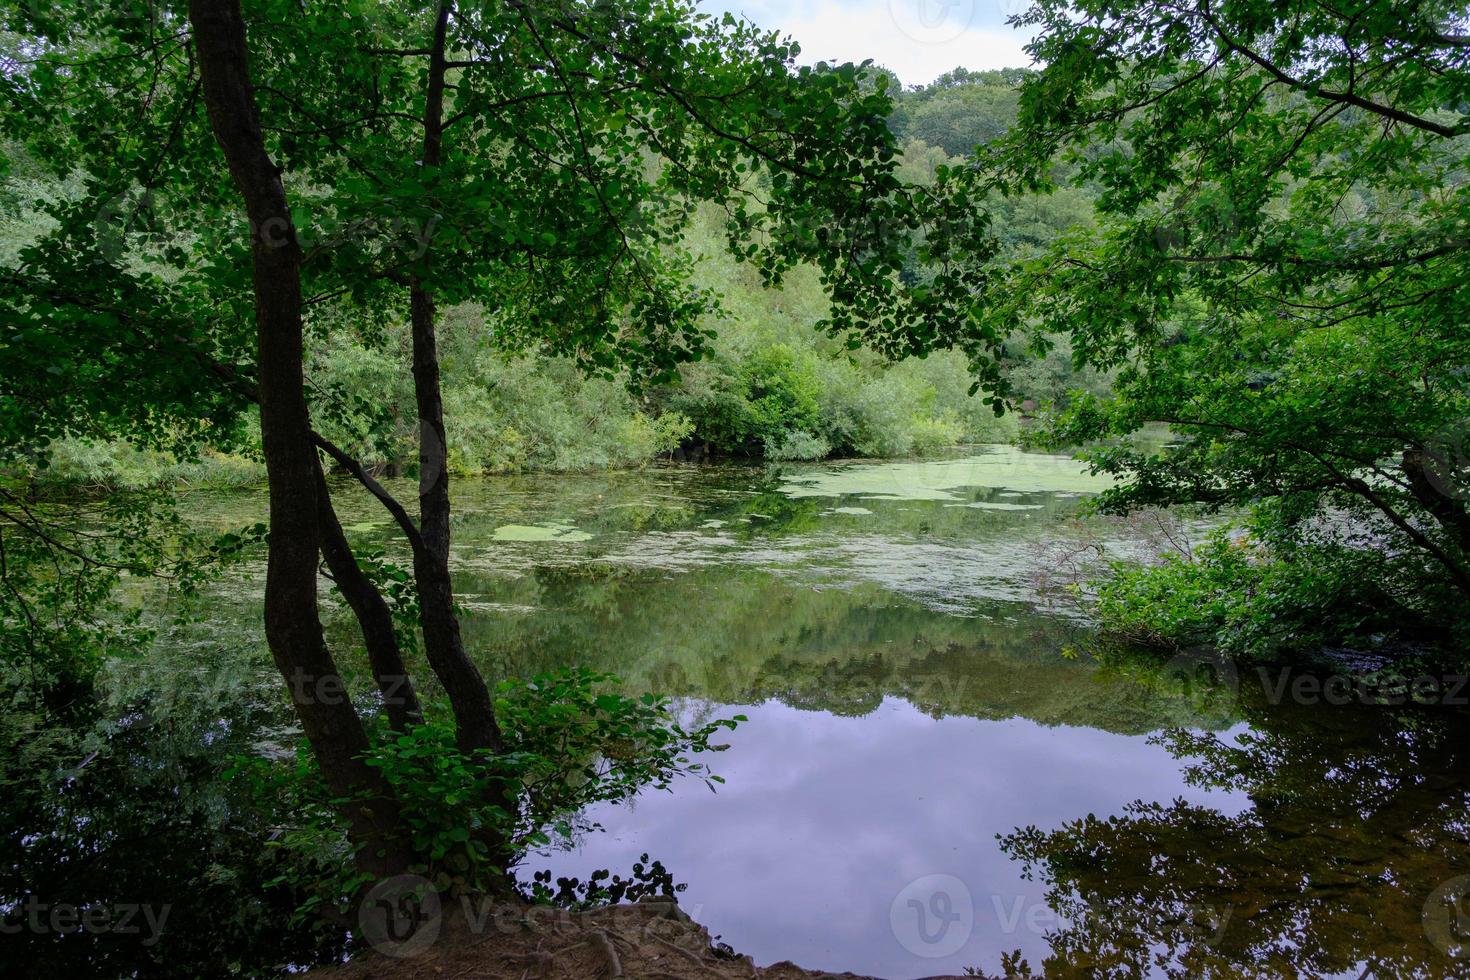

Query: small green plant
<box><xmin>231</xmin><ymin>668</ymin><xmax>743</xmax><ymax>914</ymax></box>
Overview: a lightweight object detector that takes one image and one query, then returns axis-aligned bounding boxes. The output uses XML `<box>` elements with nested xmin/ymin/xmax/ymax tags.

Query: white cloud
<box><xmin>708</xmin><ymin>0</ymin><xmax>1037</xmax><ymax>86</ymax></box>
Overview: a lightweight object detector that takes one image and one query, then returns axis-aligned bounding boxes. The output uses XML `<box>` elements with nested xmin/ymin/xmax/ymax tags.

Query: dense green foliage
<box><xmin>0</xmin><ymin>59</ymin><xmax>1097</xmax><ymax>488</ymax></box>
<box><xmin>303</xmin><ymin>208</ymin><xmax>1027</xmax><ymax>474</ymax></box>
<box><xmin>0</xmin><ymin>1</ymin><xmax>1019</xmax><ymax>973</ymax></box>
<box><xmin>978</xmin><ymin>0</ymin><xmax>1470</xmax><ymax>657</ymax></box>
<box><xmin>0</xmin><ymin>169</ymin><xmax>1033</xmax><ymax>485</ymax></box>
<box><xmin>1091</xmin><ymin>517</ymin><xmax>1424</xmax><ymax>659</ymax></box>
<box><xmin>891</xmin><ymin>68</ymin><xmax>1029</xmax><ymax>158</ymax></box>
<box><xmin>3</xmin><ymin>0</ymin><xmax>1469</xmax><ymax>974</ymax></box>
<box><xmin>233</xmin><ymin>667</ymin><xmax>738</xmax><ymax>915</ymax></box>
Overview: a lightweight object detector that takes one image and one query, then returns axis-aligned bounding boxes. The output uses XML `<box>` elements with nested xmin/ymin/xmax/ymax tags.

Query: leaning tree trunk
<box><xmin>187</xmin><ymin>0</ymin><xmax>409</xmax><ymax>876</ymax></box>
<box><xmin>315</xmin><ymin>459</ymin><xmax>424</xmax><ymax>732</ymax></box>
<box><xmin>198</xmin><ymin>353</ymin><xmax>426</xmax><ymax>732</ymax></box>
<box><xmin>408</xmin><ymin>0</ymin><xmax>504</xmax><ymax>757</ymax></box>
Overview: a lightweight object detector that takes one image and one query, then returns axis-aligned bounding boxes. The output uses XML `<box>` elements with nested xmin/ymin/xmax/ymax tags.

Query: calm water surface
<box><xmin>156</xmin><ymin>447</ymin><xmax>1470</xmax><ymax>978</ymax></box>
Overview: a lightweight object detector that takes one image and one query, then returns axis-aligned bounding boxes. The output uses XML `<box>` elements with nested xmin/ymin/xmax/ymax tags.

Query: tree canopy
<box><xmin>976</xmin><ymin>0</ymin><xmax>1470</xmax><ymax>652</ymax></box>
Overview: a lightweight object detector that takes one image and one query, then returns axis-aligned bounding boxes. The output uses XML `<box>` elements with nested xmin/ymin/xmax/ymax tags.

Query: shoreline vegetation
<box><xmin>2</xmin><ymin>68</ymin><xmax>1096</xmax><ymax>493</ymax></box>
<box><xmin>4</xmin><ymin>1</ymin><xmax>1469</xmax><ymax>977</ymax></box>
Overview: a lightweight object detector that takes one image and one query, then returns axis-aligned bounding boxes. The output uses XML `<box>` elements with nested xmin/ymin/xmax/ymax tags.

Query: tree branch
<box><xmin>1199</xmin><ymin>5</ymin><xmax>1468</xmax><ymax>138</ymax></box>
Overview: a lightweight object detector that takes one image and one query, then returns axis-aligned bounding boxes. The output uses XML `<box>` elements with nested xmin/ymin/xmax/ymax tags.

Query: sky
<box><xmin>707</xmin><ymin>0</ymin><xmax>1038</xmax><ymax>87</ymax></box>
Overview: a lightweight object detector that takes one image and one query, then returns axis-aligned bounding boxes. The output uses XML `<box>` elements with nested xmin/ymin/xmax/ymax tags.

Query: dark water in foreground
<box><xmin>130</xmin><ymin>449</ymin><xmax>1470</xmax><ymax>977</ymax></box>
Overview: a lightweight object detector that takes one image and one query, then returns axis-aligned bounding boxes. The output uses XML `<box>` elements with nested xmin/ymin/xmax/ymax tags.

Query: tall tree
<box><xmin>215</xmin><ymin>0</ymin><xmax>1003</xmax><ymax>754</ymax></box>
<box><xmin>184</xmin><ymin>0</ymin><xmax>410</xmax><ymax>873</ymax></box>
<box><xmin>404</xmin><ymin>1</ymin><xmax>501</xmax><ymax>755</ymax></box>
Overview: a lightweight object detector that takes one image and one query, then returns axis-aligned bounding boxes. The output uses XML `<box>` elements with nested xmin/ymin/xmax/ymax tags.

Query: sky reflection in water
<box><xmin>530</xmin><ymin>698</ymin><xmax>1250</xmax><ymax>978</ymax></box>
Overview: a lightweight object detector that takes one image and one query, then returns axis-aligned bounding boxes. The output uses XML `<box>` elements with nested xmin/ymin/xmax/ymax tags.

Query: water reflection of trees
<box><xmin>0</xmin><ymin>691</ymin><xmax>344</xmax><ymax>976</ymax></box>
<box><xmin>470</xmin><ymin>560</ymin><xmax>1238</xmax><ymax>734</ymax></box>
<box><xmin>999</xmin><ymin>681</ymin><xmax>1470</xmax><ymax>978</ymax></box>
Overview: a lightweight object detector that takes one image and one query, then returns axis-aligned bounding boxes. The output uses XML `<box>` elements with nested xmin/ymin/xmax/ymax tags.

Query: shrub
<box><xmin>767</xmin><ymin>429</ymin><xmax>832</xmax><ymax>461</ymax></box>
<box><xmin>670</xmin><ymin>346</ymin><xmax>829</xmax><ymax>457</ymax></box>
<box><xmin>34</xmin><ymin>437</ymin><xmax>263</xmax><ymax>491</ymax></box>
<box><xmin>1091</xmin><ymin>512</ymin><xmax>1461</xmax><ymax>660</ymax></box>
<box><xmin>616</xmin><ymin>411</ymin><xmax>694</xmax><ymax>460</ymax></box>
<box><xmin>908</xmin><ymin>413</ymin><xmax>966</xmax><ymax>454</ymax></box>
<box><xmin>739</xmin><ymin>344</ymin><xmax>824</xmax><ymax>452</ymax></box>
<box><xmin>668</xmin><ymin>357</ymin><xmax>757</xmax><ymax>453</ymax></box>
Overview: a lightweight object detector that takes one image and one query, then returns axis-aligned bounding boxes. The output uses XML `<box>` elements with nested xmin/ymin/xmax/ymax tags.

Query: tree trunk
<box><xmin>1403</xmin><ymin>448</ymin><xmax>1470</xmax><ymax>555</ymax></box>
<box><xmin>187</xmin><ymin>0</ymin><xmax>408</xmax><ymax>876</ymax></box>
<box><xmin>409</xmin><ymin>0</ymin><xmax>504</xmax><ymax>757</ymax></box>
<box><xmin>315</xmin><ymin>458</ymin><xmax>425</xmax><ymax>732</ymax></box>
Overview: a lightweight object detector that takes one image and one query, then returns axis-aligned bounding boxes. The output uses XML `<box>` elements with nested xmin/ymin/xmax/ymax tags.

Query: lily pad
<box><xmin>492</xmin><ymin>522</ymin><xmax>593</xmax><ymax>543</ymax></box>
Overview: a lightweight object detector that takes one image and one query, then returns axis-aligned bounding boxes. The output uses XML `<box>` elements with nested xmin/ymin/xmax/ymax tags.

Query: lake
<box><xmin>128</xmin><ymin>447</ymin><xmax>1470</xmax><ymax>978</ymax></box>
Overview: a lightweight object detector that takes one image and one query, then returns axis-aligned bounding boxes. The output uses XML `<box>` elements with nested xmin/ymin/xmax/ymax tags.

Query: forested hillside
<box><xmin>1</xmin><ymin>67</ymin><xmax>1111</xmax><ymax>487</ymax></box>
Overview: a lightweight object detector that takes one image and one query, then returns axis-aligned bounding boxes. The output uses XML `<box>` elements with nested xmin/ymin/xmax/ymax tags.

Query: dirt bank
<box><xmin>310</xmin><ymin>897</ymin><xmax>984</xmax><ymax>980</ymax></box>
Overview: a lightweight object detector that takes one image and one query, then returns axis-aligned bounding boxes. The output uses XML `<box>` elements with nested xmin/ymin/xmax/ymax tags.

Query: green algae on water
<box><xmin>492</xmin><ymin>522</ymin><xmax>594</xmax><ymax>542</ymax></box>
<box><xmin>776</xmin><ymin>446</ymin><xmax>1114</xmax><ymax>500</ymax></box>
